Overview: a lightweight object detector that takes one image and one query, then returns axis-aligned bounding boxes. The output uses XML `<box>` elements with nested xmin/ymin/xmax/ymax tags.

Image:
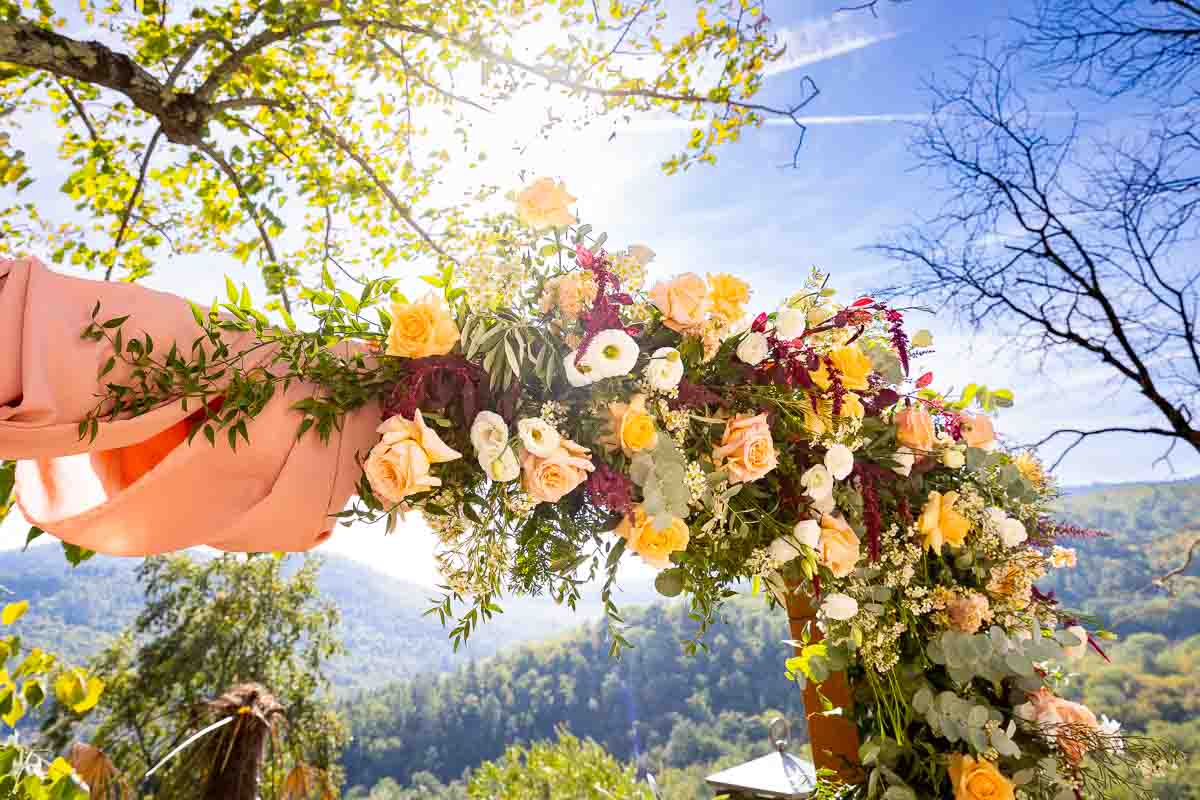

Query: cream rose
<box><xmin>824</xmin><ymin>444</ymin><xmax>855</xmax><ymax>481</ymax></box>
<box><xmin>736</xmin><ymin>331</ymin><xmax>770</xmax><ymax>366</ymax></box>
<box><xmin>366</xmin><ymin>411</ymin><xmax>463</xmax><ymax>504</ymax></box>
<box><xmin>821</xmin><ymin>593</ymin><xmax>859</xmax><ymax>621</ymax></box>
<box><xmin>649</xmin><ymin>273</ymin><xmax>709</xmax><ymax>333</ymax></box>
<box><xmin>712</xmin><ymin>413</ymin><xmax>778</xmax><ymax>484</ymax></box>
<box><xmin>386</xmin><ymin>293</ymin><xmax>461</xmax><ymax>359</ymax></box>
<box><xmin>521</xmin><ymin>438</ymin><xmax>594</xmax><ymax>503</ymax></box>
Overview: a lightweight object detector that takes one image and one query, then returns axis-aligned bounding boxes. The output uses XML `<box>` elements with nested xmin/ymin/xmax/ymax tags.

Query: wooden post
<box><xmin>785</xmin><ymin>586</ymin><xmax>862</xmax><ymax>784</ymax></box>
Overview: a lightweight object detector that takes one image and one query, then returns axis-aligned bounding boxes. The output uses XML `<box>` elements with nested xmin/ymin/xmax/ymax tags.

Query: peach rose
<box><xmin>707</xmin><ymin>273</ymin><xmax>750</xmax><ymax>324</ymax></box>
<box><xmin>539</xmin><ymin>273</ymin><xmax>598</xmax><ymax>319</ymax></box>
<box><xmin>1015</xmin><ymin>688</ymin><xmax>1100</xmax><ymax>764</ymax></box>
<box><xmin>946</xmin><ymin>592</ymin><xmax>991</xmax><ymax>634</ymax></box>
<box><xmin>947</xmin><ymin>754</ymin><xmax>1015</xmax><ymax>800</ymax></box>
<box><xmin>600</xmin><ymin>394</ymin><xmax>659</xmax><ymax>456</ymax></box>
<box><xmin>365</xmin><ymin>411</ymin><xmax>463</xmax><ymax>504</ymax></box>
<box><xmin>961</xmin><ymin>414</ymin><xmax>996</xmax><ymax>450</ymax></box>
<box><xmin>649</xmin><ymin>273</ymin><xmax>709</xmax><ymax>333</ymax></box>
<box><xmin>617</xmin><ymin>506</ymin><xmax>690</xmax><ymax>569</ymax></box>
<box><xmin>514</xmin><ymin>177</ymin><xmax>576</xmax><ymax>229</ymax></box>
<box><xmin>818</xmin><ymin>514</ymin><xmax>861</xmax><ymax>578</ymax></box>
<box><xmin>919</xmin><ymin>490</ymin><xmax>970</xmax><ymax>551</ymax></box>
<box><xmin>521</xmin><ymin>438</ymin><xmax>594</xmax><ymax>503</ymax></box>
<box><xmin>712</xmin><ymin>413</ymin><xmax>778</xmax><ymax>484</ymax></box>
<box><xmin>386</xmin><ymin>293</ymin><xmax>460</xmax><ymax>358</ymax></box>
<box><xmin>895</xmin><ymin>405</ymin><xmax>936</xmax><ymax>453</ymax></box>
<box><xmin>810</xmin><ymin>344</ymin><xmax>873</xmax><ymax>392</ymax></box>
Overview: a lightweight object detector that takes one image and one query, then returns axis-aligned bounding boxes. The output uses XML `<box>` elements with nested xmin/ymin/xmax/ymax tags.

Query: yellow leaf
<box><xmin>1</xmin><ymin>600</ymin><xmax>28</xmax><ymax>625</ymax></box>
<box><xmin>47</xmin><ymin>757</ymin><xmax>74</xmax><ymax>781</ymax></box>
<box><xmin>73</xmin><ymin>677</ymin><xmax>104</xmax><ymax>713</ymax></box>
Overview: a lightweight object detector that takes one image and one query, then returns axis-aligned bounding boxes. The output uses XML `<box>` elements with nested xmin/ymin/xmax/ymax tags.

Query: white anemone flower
<box><xmin>586</xmin><ymin>329</ymin><xmax>640</xmax><ymax>378</ymax></box>
<box><xmin>470</xmin><ymin>411</ymin><xmax>509</xmax><ymax>458</ymax></box>
<box><xmin>563</xmin><ymin>352</ymin><xmax>597</xmax><ymax>387</ymax></box>
<box><xmin>800</xmin><ymin>464</ymin><xmax>834</xmax><ymax>501</ymax></box>
<box><xmin>517</xmin><ymin>418</ymin><xmax>561</xmax><ymax>458</ymax></box>
<box><xmin>821</xmin><ymin>593</ymin><xmax>859</xmax><ymax>621</ymax></box>
<box><xmin>824</xmin><ymin>444</ymin><xmax>855</xmax><ymax>481</ymax></box>
<box><xmin>645</xmin><ymin>347</ymin><xmax>685</xmax><ymax>391</ymax></box>
<box><xmin>736</xmin><ymin>331</ymin><xmax>770</xmax><ymax>366</ymax></box>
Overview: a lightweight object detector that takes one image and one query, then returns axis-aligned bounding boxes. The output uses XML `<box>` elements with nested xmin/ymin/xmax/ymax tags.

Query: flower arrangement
<box><xmin>81</xmin><ymin>178</ymin><xmax>1181</xmax><ymax>799</ymax></box>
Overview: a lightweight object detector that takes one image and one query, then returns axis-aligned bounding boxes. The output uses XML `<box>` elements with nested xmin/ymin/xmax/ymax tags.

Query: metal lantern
<box><xmin>704</xmin><ymin>717</ymin><xmax>818</xmax><ymax>799</ymax></box>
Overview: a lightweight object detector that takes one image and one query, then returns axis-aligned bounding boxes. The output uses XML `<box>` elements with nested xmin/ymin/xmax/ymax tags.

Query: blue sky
<box><xmin>2</xmin><ymin>0</ymin><xmax>1196</xmax><ymax>582</ymax></box>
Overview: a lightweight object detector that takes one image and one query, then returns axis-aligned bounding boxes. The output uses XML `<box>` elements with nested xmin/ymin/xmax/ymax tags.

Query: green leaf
<box><xmin>225</xmin><ymin>275</ymin><xmax>239</xmax><ymax>305</ymax></box>
<box><xmin>1</xmin><ymin>601</ymin><xmax>28</xmax><ymax>625</ymax></box>
<box><xmin>654</xmin><ymin>569</ymin><xmax>684</xmax><ymax>597</ymax></box>
<box><xmin>22</xmin><ymin>527</ymin><xmax>43</xmax><ymax>551</ymax></box>
<box><xmin>61</xmin><ymin>543</ymin><xmax>95</xmax><ymax>567</ymax></box>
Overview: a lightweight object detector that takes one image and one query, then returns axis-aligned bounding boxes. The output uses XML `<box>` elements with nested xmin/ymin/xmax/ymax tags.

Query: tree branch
<box><xmin>106</xmin><ymin>127</ymin><xmax>164</xmax><ymax>280</ymax></box>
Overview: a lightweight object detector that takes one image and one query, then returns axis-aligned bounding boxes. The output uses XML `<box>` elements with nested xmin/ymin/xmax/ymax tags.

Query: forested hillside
<box><xmin>0</xmin><ymin>547</ymin><xmax>604</xmax><ymax>691</ymax></box>
<box><xmin>340</xmin><ymin>597</ymin><xmax>801</xmax><ymax>791</ymax></box>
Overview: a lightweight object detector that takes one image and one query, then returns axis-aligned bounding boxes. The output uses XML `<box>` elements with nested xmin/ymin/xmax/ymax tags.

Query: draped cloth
<box><xmin>0</xmin><ymin>257</ymin><xmax>380</xmax><ymax>556</ymax></box>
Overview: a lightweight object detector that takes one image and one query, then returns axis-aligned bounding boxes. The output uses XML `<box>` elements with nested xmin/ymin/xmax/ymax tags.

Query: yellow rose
<box><xmin>514</xmin><ymin>177</ymin><xmax>577</xmax><ymax>229</ymax></box>
<box><xmin>707</xmin><ymin>273</ymin><xmax>750</xmax><ymax>324</ymax></box>
<box><xmin>1013</xmin><ymin>451</ymin><xmax>1046</xmax><ymax>488</ymax></box>
<box><xmin>618</xmin><ymin>506</ymin><xmax>690</xmax><ymax>569</ymax></box>
<box><xmin>810</xmin><ymin>344</ymin><xmax>873</xmax><ymax>392</ymax></box>
<box><xmin>919</xmin><ymin>490</ymin><xmax>971</xmax><ymax>552</ymax></box>
<box><xmin>600</xmin><ymin>394</ymin><xmax>659</xmax><ymax>456</ymax></box>
<box><xmin>365</xmin><ymin>411</ymin><xmax>463</xmax><ymax>504</ymax></box>
<box><xmin>649</xmin><ymin>273</ymin><xmax>709</xmax><ymax>333</ymax></box>
<box><xmin>712</xmin><ymin>413</ymin><xmax>778</xmax><ymax>484</ymax></box>
<box><xmin>818</xmin><ymin>514</ymin><xmax>861</xmax><ymax>578</ymax></box>
<box><xmin>947</xmin><ymin>755</ymin><xmax>1015</xmax><ymax>800</ymax></box>
<box><xmin>521</xmin><ymin>438</ymin><xmax>594</xmax><ymax>503</ymax></box>
<box><xmin>386</xmin><ymin>293</ymin><xmax>460</xmax><ymax>358</ymax></box>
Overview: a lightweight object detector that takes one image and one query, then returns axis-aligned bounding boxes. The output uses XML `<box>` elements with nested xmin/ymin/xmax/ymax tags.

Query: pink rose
<box><xmin>946</xmin><ymin>592</ymin><xmax>991</xmax><ymax>633</ymax></box>
<box><xmin>649</xmin><ymin>273</ymin><xmax>709</xmax><ymax>333</ymax></box>
<box><xmin>522</xmin><ymin>438</ymin><xmax>595</xmax><ymax>503</ymax></box>
<box><xmin>712</xmin><ymin>413</ymin><xmax>778</xmax><ymax>484</ymax></box>
<box><xmin>1016</xmin><ymin>688</ymin><xmax>1100</xmax><ymax>764</ymax></box>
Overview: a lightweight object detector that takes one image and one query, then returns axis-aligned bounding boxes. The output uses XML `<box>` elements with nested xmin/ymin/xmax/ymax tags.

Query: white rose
<box><xmin>470</xmin><ymin>411</ymin><xmax>509</xmax><ymax>458</ymax></box>
<box><xmin>892</xmin><ymin>447</ymin><xmax>915</xmax><ymax>477</ymax></box>
<box><xmin>942</xmin><ymin>447</ymin><xmax>965</xmax><ymax>469</ymax></box>
<box><xmin>1062</xmin><ymin>625</ymin><xmax>1089</xmax><ymax>661</ymax></box>
<box><xmin>645</xmin><ymin>347</ymin><xmax>684</xmax><ymax>391</ymax></box>
<box><xmin>483</xmin><ymin>447</ymin><xmax>521</xmax><ymax>482</ymax></box>
<box><xmin>768</xmin><ymin>535</ymin><xmax>803</xmax><ymax>565</ymax></box>
<box><xmin>775</xmin><ymin>306</ymin><xmax>807</xmax><ymax>340</ymax></box>
<box><xmin>736</xmin><ymin>331</ymin><xmax>770</xmax><ymax>366</ymax></box>
<box><xmin>811</xmin><ymin>492</ymin><xmax>836</xmax><ymax>514</ymax></box>
<box><xmin>821</xmin><ymin>593</ymin><xmax>859</xmax><ymax>621</ymax></box>
<box><xmin>563</xmin><ymin>351</ymin><xmax>597</xmax><ymax>387</ymax></box>
<box><xmin>792</xmin><ymin>519</ymin><xmax>821</xmax><ymax>550</ymax></box>
<box><xmin>824</xmin><ymin>444</ymin><xmax>855</xmax><ymax>481</ymax></box>
<box><xmin>517</xmin><ymin>418</ymin><xmax>561</xmax><ymax>458</ymax></box>
<box><xmin>999</xmin><ymin>517</ymin><xmax>1028</xmax><ymax>548</ymax></box>
<box><xmin>586</xmin><ymin>328</ymin><xmax>640</xmax><ymax>378</ymax></box>
<box><xmin>985</xmin><ymin>506</ymin><xmax>1007</xmax><ymax>529</ymax></box>
<box><xmin>800</xmin><ymin>464</ymin><xmax>834</xmax><ymax>500</ymax></box>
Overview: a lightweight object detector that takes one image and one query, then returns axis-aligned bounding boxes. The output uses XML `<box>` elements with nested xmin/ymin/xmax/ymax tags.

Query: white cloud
<box><xmin>767</xmin><ymin>17</ymin><xmax>901</xmax><ymax>77</ymax></box>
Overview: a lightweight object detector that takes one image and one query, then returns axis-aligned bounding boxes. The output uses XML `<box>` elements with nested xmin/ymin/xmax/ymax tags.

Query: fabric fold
<box><xmin>1</xmin><ymin>257</ymin><xmax>379</xmax><ymax>556</ymax></box>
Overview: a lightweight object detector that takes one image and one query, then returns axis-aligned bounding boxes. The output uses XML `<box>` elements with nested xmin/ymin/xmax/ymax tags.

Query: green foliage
<box><xmin>340</xmin><ymin>596</ymin><xmax>803</xmax><ymax>791</ymax></box>
<box><xmin>38</xmin><ymin>553</ymin><xmax>346</xmax><ymax>798</ymax></box>
<box><xmin>466</xmin><ymin>728</ymin><xmax>646</xmax><ymax>800</ymax></box>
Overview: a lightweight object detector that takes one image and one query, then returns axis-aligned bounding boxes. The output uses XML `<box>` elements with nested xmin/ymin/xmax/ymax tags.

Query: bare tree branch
<box><xmin>107</xmin><ymin>127</ymin><xmax>164</xmax><ymax>281</ymax></box>
<box><xmin>1141</xmin><ymin>535</ymin><xmax>1200</xmax><ymax>595</ymax></box>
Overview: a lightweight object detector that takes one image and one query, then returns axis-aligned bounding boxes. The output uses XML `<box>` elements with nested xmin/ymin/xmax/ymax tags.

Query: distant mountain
<box><xmin>0</xmin><ymin>546</ymin><xmax>640</xmax><ymax>691</ymax></box>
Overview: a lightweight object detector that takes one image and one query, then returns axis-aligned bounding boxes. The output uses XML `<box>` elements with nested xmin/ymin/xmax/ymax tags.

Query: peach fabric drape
<box><xmin>0</xmin><ymin>256</ymin><xmax>380</xmax><ymax>556</ymax></box>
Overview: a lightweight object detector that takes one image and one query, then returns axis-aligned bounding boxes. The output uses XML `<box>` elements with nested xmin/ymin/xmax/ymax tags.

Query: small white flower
<box><xmin>563</xmin><ymin>352</ymin><xmax>597</xmax><ymax>387</ymax></box>
<box><xmin>484</xmin><ymin>447</ymin><xmax>521</xmax><ymax>482</ymax></box>
<box><xmin>585</xmin><ymin>329</ymin><xmax>640</xmax><ymax>378</ymax></box>
<box><xmin>768</xmin><ymin>535</ymin><xmax>804</xmax><ymax>565</ymax></box>
<box><xmin>736</xmin><ymin>331</ymin><xmax>770</xmax><ymax>366</ymax></box>
<box><xmin>800</xmin><ymin>464</ymin><xmax>834</xmax><ymax>501</ymax></box>
<box><xmin>645</xmin><ymin>346</ymin><xmax>684</xmax><ymax>391</ymax></box>
<box><xmin>892</xmin><ymin>446</ymin><xmax>915</xmax><ymax>477</ymax></box>
<box><xmin>824</xmin><ymin>444</ymin><xmax>855</xmax><ymax>481</ymax></box>
<box><xmin>775</xmin><ymin>306</ymin><xmax>807</xmax><ymax>340</ymax></box>
<box><xmin>942</xmin><ymin>447</ymin><xmax>966</xmax><ymax>469</ymax></box>
<box><xmin>1063</xmin><ymin>625</ymin><xmax>1089</xmax><ymax>661</ymax></box>
<box><xmin>792</xmin><ymin>519</ymin><xmax>821</xmax><ymax>550</ymax></box>
<box><xmin>999</xmin><ymin>517</ymin><xmax>1028</xmax><ymax>548</ymax></box>
<box><xmin>517</xmin><ymin>418</ymin><xmax>561</xmax><ymax>457</ymax></box>
<box><xmin>821</xmin><ymin>593</ymin><xmax>859</xmax><ymax>621</ymax></box>
<box><xmin>470</xmin><ymin>411</ymin><xmax>509</xmax><ymax>458</ymax></box>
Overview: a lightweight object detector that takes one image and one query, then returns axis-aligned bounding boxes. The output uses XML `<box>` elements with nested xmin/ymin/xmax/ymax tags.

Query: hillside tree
<box><xmin>0</xmin><ymin>0</ymin><xmax>811</xmax><ymax>311</ymax></box>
